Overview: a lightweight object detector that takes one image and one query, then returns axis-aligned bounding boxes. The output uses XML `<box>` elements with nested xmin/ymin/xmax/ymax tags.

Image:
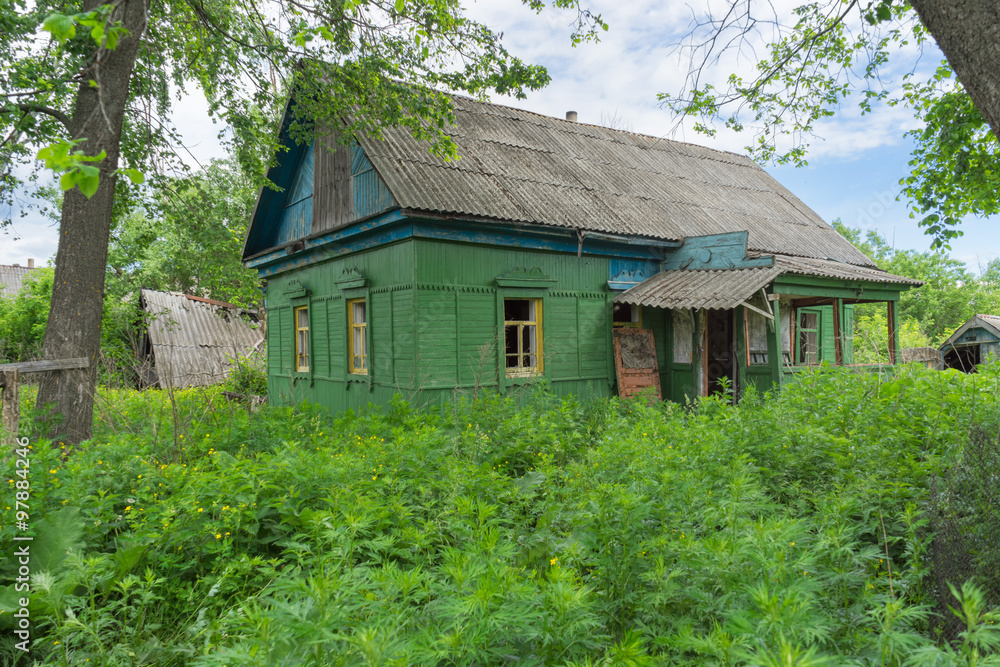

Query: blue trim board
<box><xmin>247</xmin><ymin>212</ymin><xmax>673</xmax><ymax>277</ymax></box>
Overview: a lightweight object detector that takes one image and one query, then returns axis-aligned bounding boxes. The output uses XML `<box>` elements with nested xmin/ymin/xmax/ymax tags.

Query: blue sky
<box><xmin>3</xmin><ymin>0</ymin><xmax>996</xmax><ymax>271</ymax></box>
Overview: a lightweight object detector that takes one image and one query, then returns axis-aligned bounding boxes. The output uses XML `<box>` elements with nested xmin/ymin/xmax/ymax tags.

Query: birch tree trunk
<box><xmin>35</xmin><ymin>0</ymin><xmax>149</xmax><ymax>446</ymax></box>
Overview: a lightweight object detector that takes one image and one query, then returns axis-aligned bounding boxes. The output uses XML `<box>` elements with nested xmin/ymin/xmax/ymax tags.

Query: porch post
<box><xmin>888</xmin><ymin>301</ymin><xmax>900</xmax><ymax>364</ymax></box>
<box><xmin>767</xmin><ymin>295</ymin><xmax>782</xmax><ymax>388</ymax></box>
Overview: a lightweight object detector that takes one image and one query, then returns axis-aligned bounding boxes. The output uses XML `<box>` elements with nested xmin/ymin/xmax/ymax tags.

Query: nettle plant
<box><xmin>2</xmin><ymin>365</ymin><xmax>1000</xmax><ymax>665</ymax></box>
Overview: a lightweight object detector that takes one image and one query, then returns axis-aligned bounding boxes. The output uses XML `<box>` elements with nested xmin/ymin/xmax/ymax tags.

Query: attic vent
<box><xmin>566</xmin><ymin>111</ymin><xmax>578</xmax><ymax>122</ymax></box>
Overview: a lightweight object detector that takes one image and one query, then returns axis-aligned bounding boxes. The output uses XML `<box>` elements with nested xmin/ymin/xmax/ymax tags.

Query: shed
<box><xmin>939</xmin><ymin>315</ymin><xmax>1000</xmax><ymax>372</ymax></box>
<box><xmin>139</xmin><ymin>289</ymin><xmax>264</xmax><ymax>388</ymax></box>
<box><xmin>242</xmin><ymin>91</ymin><xmax>920</xmax><ymax>410</ymax></box>
<box><xmin>0</xmin><ymin>261</ymin><xmax>37</xmax><ymax>298</ymax></box>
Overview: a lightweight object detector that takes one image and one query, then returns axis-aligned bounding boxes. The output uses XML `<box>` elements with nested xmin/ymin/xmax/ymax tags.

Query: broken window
<box><xmin>798</xmin><ymin>309</ymin><xmax>820</xmax><ymax>365</ymax></box>
<box><xmin>613</xmin><ymin>302</ymin><xmax>641</xmax><ymax>328</ymax></box>
<box><xmin>294</xmin><ymin>305</ymin><xmax>310</xmax><ymax>372</ymax></box>
<box><xmin>672</xmin><ymin>309</ymin><xmax>693</xmax><ymax>364</ymax></box>
<box><xmin>348</xmin><ymin>298</ymin><xmax>367</xmax><ymax>374</ymax></box>
<box><xmin>747</xmin><ymin>308</ymin><xmax>769</xmax><ymax>365</ymax></box>
<box><xmin>504</xmin><ymin>298</ymin><xmax>542</xmax><ymax>376</ymax></box>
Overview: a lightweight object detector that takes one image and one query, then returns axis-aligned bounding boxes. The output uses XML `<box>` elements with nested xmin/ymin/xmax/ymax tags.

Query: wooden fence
<box><xmin>0</xmin><ymin>358</ymin><xmax>88</xmax><ymax>451</ymax></box>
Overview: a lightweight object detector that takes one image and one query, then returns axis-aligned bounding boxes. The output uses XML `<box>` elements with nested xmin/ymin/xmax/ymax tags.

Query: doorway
<box><xmin>705</xmin><ymin>309</ymin><xmax>736</xmax><ymax>397</ymax></box>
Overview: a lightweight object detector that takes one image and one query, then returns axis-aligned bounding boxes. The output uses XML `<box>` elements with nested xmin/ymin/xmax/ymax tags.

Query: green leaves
<box><xmin>37</xmin><ymin>139</ymin><xmax>108</xmax><ymax>198</ymax></box>
<box><xmin>42</xmin><ymin>13</ymin><xmax>76</xmax><ymax>43</ymax></box>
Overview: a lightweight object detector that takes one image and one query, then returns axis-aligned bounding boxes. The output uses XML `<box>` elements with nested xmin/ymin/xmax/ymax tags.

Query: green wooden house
<box><xmin>242</xmin><ymin>93</ymin><xmax>920</xmax><ymax>411</ymax></box>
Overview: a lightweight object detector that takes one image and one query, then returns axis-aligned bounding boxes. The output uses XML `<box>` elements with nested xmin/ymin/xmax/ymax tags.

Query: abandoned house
<box><xmin>939</xmin><ymin>314</ymin><xmax>1000</xmax><ymax>372</ymax></box>
<box><xmin>241</xmin><ymin>93</ymin><xmax>920</xmax><ymax>411</ymax></box>
<box><xmin>138</xmin><ymin>289</ymin><xmax>264</xmax><ymax>388</ymax></box>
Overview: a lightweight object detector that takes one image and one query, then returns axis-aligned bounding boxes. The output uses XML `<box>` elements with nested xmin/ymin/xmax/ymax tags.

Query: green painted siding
<box><xmin>263</xmin><ymin>236</ymin><xmax>684</xmax><ymax>411</ymax></box>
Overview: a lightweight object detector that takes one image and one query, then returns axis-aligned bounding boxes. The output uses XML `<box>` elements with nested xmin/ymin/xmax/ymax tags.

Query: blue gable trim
<box><xmin>244</xmin><ymin>104</ymin><xmax>314</xmax><ymax>257</ymax></box>
<box><xmin>351</xmin><ymin>144</ymin><xmax>397</xmax><ymax>220</ymax></box>
<box><xmin>246</xmin><ymin>212</ymin><xmax>673</xmax><ymax>278</ymax></box>
<box><xmin>275</xmin><ymin>142</ymin><xmax>314</xmax><ymax>246</ymax></box>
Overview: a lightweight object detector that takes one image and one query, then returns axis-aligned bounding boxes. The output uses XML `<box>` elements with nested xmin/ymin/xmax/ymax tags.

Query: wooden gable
<box><xmin>244</xmin><ymin>125</ymin><xmax>399</xmax><ymax>259</ymax></box>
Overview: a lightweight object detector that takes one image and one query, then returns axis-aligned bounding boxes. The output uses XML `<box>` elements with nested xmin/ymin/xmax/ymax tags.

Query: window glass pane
<box><xmin>298</xmin><ymin>308</ymin><xmax>309</xmax><ymax>329</ymax></box>
<box><xmin>353</xmin><ymin>300</ymin><xmax>366</xmax><ymax>325</ymax></box>
<box><xmin>800</xmin><ymin>330</ymin><xmax>819</xmax><ymax>364</ymax></box>
<box><xmin>800</xmin><ymin>312</ymin><xmax>818</xmax><ymax>330</ymax></box>
<box><xmin>673</xmin><ymin>309</ymin><xmax>693</xmax><ymax>364</ymax></box>
<box><xmin>505</xmin><ymin>299</ymin><xmax>530</xmax><ymax>321</ymax></box>
<box><xmin>748</xmin><ymin>309</ymin><xmax>767</xmax><ymax>365</ymax></box>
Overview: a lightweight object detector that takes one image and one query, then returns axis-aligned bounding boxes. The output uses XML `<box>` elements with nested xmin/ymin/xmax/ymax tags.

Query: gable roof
<box><xmin>140</xmin><ymin>289</ymin><xmax>264</xmax><ymax>388</ymax></box>
<box><xmin>356</xmin><ymin>94</ymin><xmax>875</xmax><ymax>267</ymax></box>
<box><xmin>0</xmin><ymin>264</ymin><xmax>37</xmax><ymax>298</ymax></box>
<box><xmin>940</xmin><ymin>314</ymin><xmax>1000</xmax><ymax>351</ymax></box>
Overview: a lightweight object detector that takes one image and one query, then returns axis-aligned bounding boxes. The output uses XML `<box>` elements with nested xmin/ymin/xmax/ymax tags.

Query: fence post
<box><xmin>1</xmin><ymin>369</ymin><xmax>20</xmax><ymax>454</ymax></box>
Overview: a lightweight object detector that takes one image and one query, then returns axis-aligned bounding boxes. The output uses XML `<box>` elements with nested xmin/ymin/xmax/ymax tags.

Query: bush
<box><xmin>223</xmin><ymin>349</ymin><xmax>267</xmax><ymax>396</ymax></box>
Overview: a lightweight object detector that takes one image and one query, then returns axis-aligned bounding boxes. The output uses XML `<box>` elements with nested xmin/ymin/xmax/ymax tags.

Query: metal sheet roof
<box><xmin>0</xmin><ymin>265</ymin><xmax>37</xmax><ymax>298</ymax></box>
<box><xmin>614</xmin><ymin>254</ymin><xmax>920</xmax><ymax>310</ymax></box>
<box><xmin>141</xmin><ymin>289</ymin><xmax>264</xmax><ymax>388</ymax></box>
<box><xmin>359</xmin><ymin>94</ymin><xmax>876</xmax><ymax>266</ymax></box>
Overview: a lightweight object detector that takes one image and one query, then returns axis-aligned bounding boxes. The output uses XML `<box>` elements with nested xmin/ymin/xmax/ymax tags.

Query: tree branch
<box><xmin>6</xmin><ymin>103</ymin><xmax>74</xmax><ymax>133</ymax></box>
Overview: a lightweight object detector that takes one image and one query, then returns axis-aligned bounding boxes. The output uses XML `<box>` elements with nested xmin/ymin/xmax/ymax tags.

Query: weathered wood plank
<box><xmin>2</xmin><ymin>369</ymin><xmax>19</xmax><ymax>454</ymax></box>
<box><xmin>0</xmin><ymin>358</ymin><xmax>89</xmax><ymax>373</ymax></box>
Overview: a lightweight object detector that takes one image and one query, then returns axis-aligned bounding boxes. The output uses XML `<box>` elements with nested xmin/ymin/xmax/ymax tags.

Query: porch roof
<box><xmin>613</xmin><ymin>255</ymin><xmax>920</xmax><ymax>310</ymax></box>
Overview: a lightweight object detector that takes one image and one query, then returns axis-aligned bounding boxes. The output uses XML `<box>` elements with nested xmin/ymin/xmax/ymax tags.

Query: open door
<box><xmin>705</xmin><ymin>309</ymin><xmax>736</xmax><ymax>398</ymax></box>
<box><xmin>613</xmin><ymin>328</ymin><xmax>662</xmax><ymax>401</ymax></box>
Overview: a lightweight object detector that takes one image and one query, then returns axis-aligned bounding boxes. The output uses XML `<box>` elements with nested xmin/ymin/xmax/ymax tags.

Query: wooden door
<box><xmin>613</xmin><ymin>328</ymin><xmax>662</xmax><ymax>401</ymax></box>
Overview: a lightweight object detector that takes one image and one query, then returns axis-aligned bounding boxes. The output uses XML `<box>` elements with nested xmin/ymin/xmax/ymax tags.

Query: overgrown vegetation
<box><xmin>2</xmin><ymin>366</ymin><xmax>999</xmax><ymax>665</ymax></box>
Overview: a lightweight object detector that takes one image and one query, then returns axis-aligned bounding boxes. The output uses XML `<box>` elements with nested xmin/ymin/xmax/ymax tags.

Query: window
<box><xmin>747</xmin><ymin>309</ymin><xmax>768</xmax><ymax>365</ymax></box>
<box><xmin>613</xmin><ymin>302</ymin><xmax>642</xmax><ymax>328</ymax></box>
<box><xmin>504</xmin><ymin>298</ymin><xmax>542</xmax><ymax>376</ymax></box>
<box><xmin>294</xmin><ymin>306</ymin><xmax>310</xmax><ymax>372</ymax></box>
<box><xmin>672</xmin><ymin>309</ymin><xmax>694</xmax><ymax>364</ymax></box>
<box><xmin>798</xmin><ymin>309</ymin><xmax>820</xmax><ymax>365</ymax></box>
<box><xmin>348</xmin><ymin>298</ymin><xmax>367</xmax><ymax>374</ymax></box>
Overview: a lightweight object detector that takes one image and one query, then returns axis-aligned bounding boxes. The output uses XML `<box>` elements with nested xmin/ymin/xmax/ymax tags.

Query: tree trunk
<box><xmin>35</xmin><ymin>0</ymin><xmax>148</xmax><ymax>446</ymax></box>
<box><xmin>910</xmin><ymin>0</ymin><xmax>1000</xmax><ymax>140</ymax></box>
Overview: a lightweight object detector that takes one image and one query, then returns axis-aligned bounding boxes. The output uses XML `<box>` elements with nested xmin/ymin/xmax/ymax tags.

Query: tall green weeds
<box><xmin>2</xmin><ymin>364</ymin><xmax>1000</xmax><ymax>665</ymax></box>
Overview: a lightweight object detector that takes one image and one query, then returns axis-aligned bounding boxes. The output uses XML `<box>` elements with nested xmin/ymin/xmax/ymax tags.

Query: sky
<box><xmin>2</xmin><ymin>0</ymin><xmax>997</xmax><ymax>272</ymax></box>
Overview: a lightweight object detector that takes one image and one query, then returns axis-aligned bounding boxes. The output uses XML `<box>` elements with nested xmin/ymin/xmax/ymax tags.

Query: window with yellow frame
<box><xmin>294</xmin><ymin>305</ymin><xmax>310</xmax><ymax>372</ymax></box>
<box><xmin>612</xmin><ymin>302</ymin><xmax>642</xmax><ymax>328</ymax></box>
<box><xmin>348</xmin><ymin>298</ymin><xmax>367</xmax><ymax>374</ymax></box>
<box><xmin>503</xmin><ymin>298</ymin><xmax>542</xmax><ymax>376</ymax></box>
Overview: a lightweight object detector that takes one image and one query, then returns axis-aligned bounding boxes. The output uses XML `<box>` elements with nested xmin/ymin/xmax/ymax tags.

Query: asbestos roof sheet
<box><xmin>940</xmin><ymin>314</ymin><xmax>1000</xmax><ymax>350</ymax></box>
<box><xmin>141</xmin><ymin>289</ymin><xmax>263</xmax><ymax>388</ymax></box>
<box><xmin>771</xmin><ymin>255</ymin><xmax>922</xmax><ymax>286</ymax></box>
<box><xmin>0</xmin><ymin>265</ymin><xmax>37</xmax><ymax>298</ymax></box>
<box><xmin>359</xmin><ymin>95</ymin><xmax>877</xmax><ymax>266</ymax></box>
<box><xmin>614</xmin><ymin>254</ymin><xmax>920</xmax><ymax>310</ymax></box>
<box><xmin>614</xmin><ymin>265</ymin><xmax>782</xmax><ymax>310</ymax></box>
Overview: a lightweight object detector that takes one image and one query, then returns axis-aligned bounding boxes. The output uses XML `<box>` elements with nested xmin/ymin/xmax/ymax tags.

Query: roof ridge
<box><xmin>452</xmin><ymin>93</ymin><xmax>756</xmax><ymax>164</ymax></box>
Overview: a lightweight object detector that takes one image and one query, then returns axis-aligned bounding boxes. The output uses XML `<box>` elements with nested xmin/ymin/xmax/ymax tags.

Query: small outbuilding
<box><xmin>939</xmin><ymin>314</ymin><xmax>1000</xmax><ymax>372</ymax></box>
<box><xmin>0</xmin><ymin>260</ymin><xmax>38</xmax><ymax>298</ymax></box>
<box><xmin>138</xmin><ymin>289</ymin><xmax>264</xmax><ymax>388</ymax></box>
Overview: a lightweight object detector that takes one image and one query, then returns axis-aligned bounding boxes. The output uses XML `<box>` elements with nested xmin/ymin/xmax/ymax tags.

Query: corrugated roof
<box><xmin>771</xmin><ymin>255</ymin><xmax>922</xmax><ymax>286</ymax></box>
<box><xmin>359</xmin><ymin>95</ymin><xmax>875</xmax><ymax>266</ymax></box>
<box><xmin>614</xmin><ymin>254</ymin><xmax>920</xmax><ymax>310</ymax></box>
<box><xmin>141</xmin><ymin>289</ymin><xmax>263</xmax><ymax>388</ymax></box>
<box><xmin>0</xmin><ymin>265</ymin><xmax>37</xmax><ymax>298</ymax></box>
<box><xmin>940</xmin><ymin>314</ymin><xmax>1000</xmax><ymax>351</ymax></box>
<box><xmin>614</xmin><ymin>265</ymin><xmax>782</xmax><ymax>310</ymax></box>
